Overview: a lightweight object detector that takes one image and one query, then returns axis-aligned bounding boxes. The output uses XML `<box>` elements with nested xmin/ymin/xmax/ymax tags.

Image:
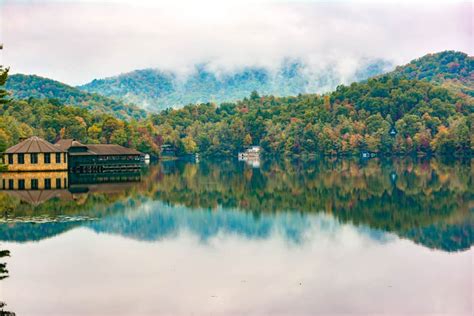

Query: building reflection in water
<box><xmin>1</xmin><ymin>171</ymin><xmax>68</xmax><ymax>190</ymax></box>
<box><xmin>0</xmin><ymin>170</ymin><xmax>141</xmax><ymax>206</ymax></box>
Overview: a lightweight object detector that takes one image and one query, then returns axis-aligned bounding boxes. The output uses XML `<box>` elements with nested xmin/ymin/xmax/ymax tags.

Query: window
<box><xmin>31</xmin><ymin>153</ymin><xmax>38</xmax><ymax>164</ymax></box>
<box><xmin>64</xmin><ymin>178</ymin><xmax>67</xmax><ymax>188</ymax></box>
<box><xmin>31</xmin><ymin>179</ymin><xmax>38</xmax><ymax>190</ymax></box>
<box><xmin>64</xmin><ymin>153</ymin><xmax>68</xmax><ymax>163</ymax></box>
<box><xmin>44</xmin><ymin>153</ymin><xmax>51</xmax><ymax>164</ymax></box>
<box><xmin>8</xmin><ymin>179</ymin><xmax>13</xmax><ymax>189</ymax></box>
<box><xmin>7</xmin><ymin>154</ymin><xmax>13</xmax><ymax>164</ymax></box>
<box><xmin>18</xmin><ymin>153</ymin><xmax>25</xmax><ymax>164</ymax></box>
<box><xmin>18</xmin><ymin>179</ymin><xmax>25</xmax><ymax>190</ymax></box>
<box><xmin>44</xmin><ymin>178</ymin><xmax>51</xmax><ymax>189</ymax></box>
<box><xmin>56</xmin><ymin>153</ymin><xmax>61</xmax><ymax>164</ymax></box>
<box><xmin>2</xmin><ymin>179</ymin><xmax>5</xmax><ymax>189</ymax></box>
<box><xmin>56</xmin><ymin>178</ymin><xmax>61</xmax><ymax>189</ymax></box>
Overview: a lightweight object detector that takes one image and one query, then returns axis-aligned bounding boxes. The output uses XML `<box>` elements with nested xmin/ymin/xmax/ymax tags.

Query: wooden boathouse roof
<box><xmin>55</xmin><ymin>139</ymin><xmax>143</xmax><ymax>156</ymax></box>
<box><xmin>55</xmin><ymin>139</ymin><xmax>85</xmax><ymax>151</ymax></box>
<box><xmin>81</xmin><ymin>144</ymin><xmax>142</xmax><ymax>156</ymax></box>
<box><xmin>5</xmin><ymin>136</ymin><xmax>65</xmax><ymax>154</ymax></box>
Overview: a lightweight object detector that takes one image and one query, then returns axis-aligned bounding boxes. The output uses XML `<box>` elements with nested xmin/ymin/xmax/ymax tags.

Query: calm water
<box><xmin>0</xmin><ymin>158</ymin><xmax>472</xmax><ymax>316</ymax></box>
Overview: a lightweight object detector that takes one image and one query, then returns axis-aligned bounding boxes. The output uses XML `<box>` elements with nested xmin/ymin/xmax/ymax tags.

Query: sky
<box><xmin>0</xmin><ymin>0</ymin><xmax>472</xmax><ymax>85</ymax></box>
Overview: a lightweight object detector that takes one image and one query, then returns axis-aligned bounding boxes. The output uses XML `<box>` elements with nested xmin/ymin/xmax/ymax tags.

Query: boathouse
<box><xmin>55</xmin><ymin>139</ymin><xmax>144</xmax><ymax>173</ymax></box>
<box><xmin>3</xmin><ymin>136</ymin><xmax>68</xmax><ymax>172</ymax></box>
<box><xmin>238</xmin><ymin>146</ymin><xmax>261</xmax><ymax>160</ymax></box>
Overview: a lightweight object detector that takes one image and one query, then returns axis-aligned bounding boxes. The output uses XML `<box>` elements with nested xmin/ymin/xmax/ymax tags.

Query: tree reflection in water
<box><xmin>0</xmin><ymin>247</ymin><xmax>15</xmax><ymax>316</ymax></box>
<box><xmin>0</xmin><ymin>158</ymin><xmax>472</xmax><ymax>252</ymax></box>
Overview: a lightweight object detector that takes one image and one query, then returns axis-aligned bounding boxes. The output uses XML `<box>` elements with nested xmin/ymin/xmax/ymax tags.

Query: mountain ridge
<box><xmin>0</xmin><ymin>51</ymin><xmax>472</xmax><ymax>157</ymax></box>
<box><xmin>5</xmin><ymin>74</ymin><xmax>147</xmax><ymax>120</ymax></box>
<box><xmin>78</xmin><ymin>59</ymin><xmax>393</xmax><ymax>111</ymax></box>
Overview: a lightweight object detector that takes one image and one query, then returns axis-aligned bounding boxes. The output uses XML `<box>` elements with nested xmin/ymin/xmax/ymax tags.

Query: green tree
<box><xmin>182</xmin><ymin>135</ymin><xmax>198</xmax><ymax>154</ymax></box>
<box><xmin>244</xmin><ymin>133</ymin><xmax>253</xmax><ymax>147</ymax></box>
<box><xmin>101</xmin><ymin>117</ymin><xmax>122</xmax><ymax>143</ymax></box>
<box><xmin>0</xmin><ymin>62</ymin><xmax>9</xmax><ymax>106</ymax></box>
<box><xmin>110</xmin><ymin>128</ymin><xmax>128</xmax><ymax>146</ymax></box>
<box><xmin>0</xmin><ymin>129</ymin><xmax>10</xmax><ymax>152</ymax></box>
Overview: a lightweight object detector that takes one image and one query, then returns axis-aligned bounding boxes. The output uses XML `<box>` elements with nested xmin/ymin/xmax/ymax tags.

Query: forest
<box><xmin>78</xmin><ymin>59</ymin><xmax>389</xmax><ymax>111</ymax></box>
<box><xmin>148</xmin><ymin>76</ymin><xmax>472</xmax><ymax>157</ymax></box>
<box><xmin>0</xmin><ymin>51</ymin><xmax>472</xmax><ymax>158</ymax></box>
<box><xmin>389</xmin><ymin>50</ymin><xmax>473</xmax><ymax>98</ymax></box>
<box><xmin>5</xmin><ymin>74</ymin><xmax>146</xmax><ymax>120</ymax></box>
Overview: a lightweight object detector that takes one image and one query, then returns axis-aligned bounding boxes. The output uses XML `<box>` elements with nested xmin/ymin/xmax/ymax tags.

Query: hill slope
<box><xmin>389</xmin><ymin>51</ymin><xmax>473</xmax><ymax>98</ymax></box>
<box><xmin>149</xmin><ymin>74</ymin><xmax>473</xmax><ymax>157</ymax></box>
<box><xmin>78</xmin><ymin>60</ymin><xmax>392</xmax><ymax>111</ymax></box>
<box><xmin>6</xmin><ymin>74</ymin><xmax>147</xmax><ymax>120</ymax></box>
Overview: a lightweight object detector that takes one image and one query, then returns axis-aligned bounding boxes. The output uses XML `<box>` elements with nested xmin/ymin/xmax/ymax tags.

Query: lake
<box><xmin>0</xmin><ymin>158</ymin><xmax>472</xmax><ymax>316</ymax></box>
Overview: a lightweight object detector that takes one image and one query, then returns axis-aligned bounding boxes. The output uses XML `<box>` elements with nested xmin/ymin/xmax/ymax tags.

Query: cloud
<box><xmin>1</xmin><ymin>0</ymin><xmax>472</xmax><ymax>85</ymax></box>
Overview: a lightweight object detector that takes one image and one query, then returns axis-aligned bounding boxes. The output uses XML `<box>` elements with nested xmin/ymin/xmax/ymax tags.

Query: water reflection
<box><xmin>0</xmin><ymin>158</ymin><xmax>471</xmax><ymax>252</ymax></box>
<box><xmin>2</xmin><ymin>213</ymin><xmax>472</xmax><ymax>316</ymax></box>
<box><xmin>0</xmin><ymin>158</ymin><xmax>472</xmax><ymax>315</ymax></box>
<box><xmin>0</xmin><ymin>246</ymin><xmax>15</xmax><ymax>315</ymax></box>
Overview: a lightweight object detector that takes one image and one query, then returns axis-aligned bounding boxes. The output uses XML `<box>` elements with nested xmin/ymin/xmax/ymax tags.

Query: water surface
<box><xmin>0</xmin><ymin>158</ymin><xmax>472</xmax><ymax>315</ymax></box>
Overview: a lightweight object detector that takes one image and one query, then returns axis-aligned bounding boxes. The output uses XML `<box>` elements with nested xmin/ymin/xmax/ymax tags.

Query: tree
<box><xmin>323</xmin><ymin>95</ymin><xmax>331</xmax><ymax>111</ymax></box>
<box><xmin>244</xmin><ymin>133</ymin><xmax>253</xmax><ymax>147</ymax></box>
<box><xmin>430</xmin><ymin>125</ymin><xmax>453</xmax><ymax>154</ymax></box>
<box><xmin>18</xmin><ymin>123</ymin><xmax>33</xmax><ymax>139</ymax></box>
<box><xmin>110</xmin><ymin>128</ymin><xmax>128</xmax><ymax>146</ymax></box>
<box><xmin>250</xmin><ymin>90</ymin><xmax>260</xmax><ymax>101</ymax></box>
<box><xmin>87</xmin><ymin>124</ymin><xmax>102</xmax><ymax>143</ymax></box>
<box><xmin>0</xmin><ymin>62</ymin><xmax>9</xmax><ymax>106</ymax></box>
<box><xmin>101</xmin><ymin>117</ymin><xmax>122</xmax><ymax>143</ymax></box>
<box><xmin>182</xmin><ymin>135</ymin><xmax>198</xmax><ymax>154</ymax></box>
<box><xmin>0</xmin><ymin>129</ymin><xmax>11</xmax><ymax>152</ymax></box>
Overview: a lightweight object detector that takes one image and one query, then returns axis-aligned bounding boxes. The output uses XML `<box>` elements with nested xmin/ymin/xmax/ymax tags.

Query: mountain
<box><xmin>389</xmin><ymin>51</ymin><xmax>473</xmax><ymax>98</ymax></box>
<box><xmin>5</xmin><ymin>74</ymin><xmax>147</xmax><ymax>120</ymax></box>
<box><xmin>78</xmin><ymin>60</ymin><xmax>392</xmax><ymax>111</ymax></box>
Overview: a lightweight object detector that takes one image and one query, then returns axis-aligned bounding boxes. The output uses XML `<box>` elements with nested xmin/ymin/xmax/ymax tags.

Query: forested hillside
<box><xmin>0</xmin><ymin>70</ymin><xmax>158</xmax><ymax>154</ymax></box>
<box><xmin>0</xmin><ymin>52</ymin><xmax>472</xmax><ymax>158</ymax></box>
<box><xmin>389</xmin><ymin>51</ymin><xmax>473</xmax><ymax>98</ymax></box>
<box><xmin>148</xmin><ymin>76</ymin><xmax>473</xmax><ymax>157</ymax></box>
<box><xmin>5</xmin><ymin>74</ymin><xmax>147</xmax><ymax>120</ymax></box>
<box><xmin>0</xmin><ymin>97</ymin><xmax>159</xmax><ymax>154</ymax></box>
<box><xmin>79</xmin><ymin>60</ymin><xmax>391</xmax><ymax>111</ymax></box>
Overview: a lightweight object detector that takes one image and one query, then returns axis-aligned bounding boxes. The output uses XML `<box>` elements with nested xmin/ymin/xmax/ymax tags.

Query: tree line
<box><xmin>1</xmin><ymin>66</ymin><xmax>472</xmax><ymax>157</ymax></box>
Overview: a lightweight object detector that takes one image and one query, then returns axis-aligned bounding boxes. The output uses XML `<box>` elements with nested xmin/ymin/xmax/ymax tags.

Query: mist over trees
<box><xmin>0</xmin><ymin>51</ymin><xmax>472</xmax><ymax>157</ymax></box>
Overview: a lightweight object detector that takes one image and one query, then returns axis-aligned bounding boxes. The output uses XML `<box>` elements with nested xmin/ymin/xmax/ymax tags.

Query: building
<box><xmin>55</xmin><ymin>139</ymin><xmax>144</xmax><ymax>173</ymax></box>
<box><xmin>361</xmin><ymin>151</ymin><xmax>377</xmax><ymax>158</ymax></box>
<box><xmin>389</xmin><ymin>127</ymin><xmax>398</xmax><ymax>136</ymax></box>
<box><xmin>238</xmin><ymin>146</ymin><xmax>261</xmax><ymax>160</ymax></box>
<box><xmin>160</xmin><ymin>144</ymin><xmax>176</xmax><ymax>157</ymax></box>
<box><xmin>3</xmin><ymin>136</ymin><xmax>68</xmax><ymax>172</ymax></box>
<box><xmin>1</xmin><ymin>137</ymin><xmax>144</xmax><ymax>174</ymax></box>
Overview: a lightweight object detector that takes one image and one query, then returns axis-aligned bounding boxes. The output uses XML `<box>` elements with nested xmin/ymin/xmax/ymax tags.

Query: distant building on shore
<box><xmin>238</xmin><ymin>146</ymin><xmax>261</xmax><ymax>160</ymax></box>
<box><xmin>160</xmin><ymin>144</ymin><xmax>176</xmax><ymax>158</ymax></box>
<box><xmin>2</xmin><ymin>136</ymin><xmax>144</xmax><ymax>174</ymax></box>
